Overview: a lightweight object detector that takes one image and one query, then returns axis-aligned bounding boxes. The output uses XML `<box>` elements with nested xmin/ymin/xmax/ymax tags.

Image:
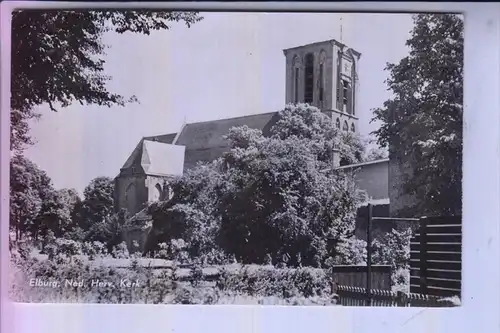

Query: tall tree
<box><xmin>10</xmin><ymin>10</ymin><xmax>202</xmax><ymax>151</ymax></box>
<box><xmin>150</xmin><ymin>105</ymin><xmax>366</xmax><ymax>266</ymax></box>
<box><xmin>218</xmin><ymin>124</ymin><xmax>364</xmax><ymax>266</ymax></box>
<box><xmin>80</xmin><ymin>176</ymin><xmax>115</xmax><ymax>231</ymax></box>
<box><xmin>371</xmin><ymin>14</ymin><xmax>463</xmax><ymax>216</ymax></box>
<box><xmin>148</xmin><ymin>163</ymin><xmax>223</xmax><ymax>257</ymax></box>
<box><xmin>33</xmin><ymin>188</ymin><xmax>78</xmax><ymax>239</ymax></box>
<box><xmin>270</xmin><ymin>104</ymin><xmax>365</xmax><ymax>166</ymax></box>
<box><xmin>9</xmin><ymin>154</ymin><xmax>53</xmax><ymax>240</ymax></box>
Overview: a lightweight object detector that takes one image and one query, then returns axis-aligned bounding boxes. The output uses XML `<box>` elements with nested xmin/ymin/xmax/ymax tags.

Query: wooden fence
<box><xmin>409</xmin><ymin>216</ymin><xmax>462</xmax><ymax>298</ymax></box>
<box><xmin>335</xmin><ymin>284</ymin><xmax>459</xmax><ymax>307</ymax></box>
<box><xmin>331</xmin><ymin>265</ymin><xmax>391</xmax><ymax>290</ymax></box>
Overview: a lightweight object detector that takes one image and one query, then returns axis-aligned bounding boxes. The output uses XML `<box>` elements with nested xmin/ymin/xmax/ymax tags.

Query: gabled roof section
<box><xmin>143</xmin><ymin>133</ymin><xmax>177</xmax><ymax>144</ymax></box>
<box><xmin>174</xmin><ymin>111</ymin><xmax>280</xmax><ymax>150</ymax></box>
<box><xmin>121</xmin><ymin>139</ymin><xmax>146</xmax><ymax>171</ymax></box>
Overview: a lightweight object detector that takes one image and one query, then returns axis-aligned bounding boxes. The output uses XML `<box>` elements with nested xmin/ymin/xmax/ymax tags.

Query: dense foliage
<box><xmin>372</xmin><ymin>226</ymin><xmax>412</xmax><ymax>287</ymax></box>
<box><xmin>11</xmin><ymin>10</ymin><xmax>202</xmax><ymax>151</ymax></box>
<box><xmin>10</xmin><ymin>156</ymin><xmax>123</xmax><ymax>250</ymax></box>
<box><xmin>10</xmin><ymin>154</ymin><xmax>53</xmax><ymax>240</ymax></box>
<box><xmin>149</xmin><ymin>104</ymin><xmax>367</xmax><ymax>267</ymax></box>
<box><xmin>10</xmin><ymin>242</ymin><xmax>337</xmax><ymax>305</ymax></box>
<box><xmin>79</xmin><ymin>176</ymin><xmax>115</xmax><ymax>230</ymax></box>
<box><xmin>371</xmin><ymin>14</ymin><xmax>463</xmax><ymax>216</ymax></box>
<box><xmin>32</xmin><ymin>188</ymin><xmax>79</xmax><ymax>239</ymax></box>
<box><xmin>364</xmin><ymin>146</ymin><xmax>389</xmax><ymax>161</ymax></box>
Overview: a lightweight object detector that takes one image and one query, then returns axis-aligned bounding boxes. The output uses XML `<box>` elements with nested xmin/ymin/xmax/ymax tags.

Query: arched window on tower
<box><xmin>336</xmin><ymin>55</ymin><xmax>341</xmax><ymax>106</ymax></box>
<box><xmin>351</xmin><ymin>123</ymin><xmax>356</xmax><ymax>132</ymax></box>
<box><xmin>294</xmin><ymin>68</ymin><xmax>299</xmax><ymax>103</ymax></box>
<box><xmin>343</xmin><ymin>120</ymin><xmax>349</xmax><ymax>131</ymax></box>
<box><xmin>125</xmin><ymin>183</ymin><xmax>137</xmax><ymax>214</ymax></box>
<box><xmin>342</xmin><ymin>79</ymin><xmax>352</xmax><ymax>113</ymax></box>
<box><xmin>319</xmin><ymin>63</ymin><xmax>324</xmax><ymax>104</ymax></box>
<box><xmin>304</xmin><ymin>53</ymin><xmax>314</xmax><ymax>104</ymax></box>
<box><xmin>336</xmin><ymin>118</ymin><xmax>341</xmax><ymax>129</ymax></box>
<box><xmin>318</xmin><ymin>51</ymin><xmax>326</xmax><ymax>107</ymax></box>
<box><xmin>292</xmin><ymin>56</ymin><xmax>301</xmax><ymax>104</ymax></box>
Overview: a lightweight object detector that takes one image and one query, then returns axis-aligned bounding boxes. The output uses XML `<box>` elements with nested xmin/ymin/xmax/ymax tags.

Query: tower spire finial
<box><xmin>340</xmin><ymin>15</ymin><xmax>343</xmax><ymax>43</ymax></box>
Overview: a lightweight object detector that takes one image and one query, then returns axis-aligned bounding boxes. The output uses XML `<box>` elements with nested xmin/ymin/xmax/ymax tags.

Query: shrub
<box><xmin>190</xmin><ymin>262</ymin><xmax>204</xmax><ymax>287</ymax></box>
<box><xmin>82</xmin><ymin>241</ymin><xmax>107</xmax><ymax>260</ymax></box>
<box><xmin>154</xmin><ymin>242</ymin><xmax>169</xmax><ymax>259</ymax></box>
<box><xmin>177</xmin><ymin>251</ymin><xmax>190</xmax><ymax>264</ymax></box>
<box><xmin>216</xmin><ymin>265</ymin><xmax>331</xmax><ymax>299</ymax></box>
<box><xmin>171</xmin><ymin>284</ymin><xmax>218</xmax><ymax>305</ymax></box>
<box><xmin>198</xmin><ymin>248</ymin><xmax>229</xmax><ymax>266</ymax></box>
<box><xmin>169</xmin><ymin>239</ymin><xmax>190</xmax><ymax>264</ymax></box>
<box><xmin>44</xmin><ymin>243</ymin><xmax>58</xmax><ymax>260</ymax></box>
<box><xmin>54</xmin><ymin>238</ymin><xmax>82</xmax><ymax>257</ymax></box>
<box><xmin>112</xmin><ymin>242</ymin><xmax>130</xmax><ymax>259</ymax></box>
<box><xmin>277</xmin><ymin>253</ymin><xmax>291</xmax><ymax>268</ymax></box>
<box><xmin>41</xmin><ymin>230</ymin><xmax>56</xmax><ymax>253</ymax></box>
<box><xmin>392</xmin><ymin>267</ymin><xmax>409</xmax><ymax>292</ymax></box>
<box><xmin>334</xmin><ymin>237</ymin><xmax>367</xmax><ymax>265</ymax></box>
<box><xmin>64</xmin><ymin>227</ymin><xmax>86</xmax><ymax>243</ymax></box>
<box><xmin>171</xmin><ymin>238</ymin><xmax>187</xmax><ymax>251</ymax></box>
<box><xmin>372</xmin><ymin>227</ymin><xmax>412</xmax><ymax>287</ymax></box>
<box><xmin>10</xmin><ymin>247</ymin><xmax>183</xmax><ymax>304</ymax></box>
<box><xmin>296</xmin><ymin>253</ymin><xmax>302</xmax><ymax>267</ymax></box>
<box><xmin>16</xmin><ymin>240</ymin><xmax>33</xmax><ymax>260</ymax></box>
<box><xmin>131</xmin><ymin>240</ymin><xmax>140</xmax><ymax>254</ymax></box>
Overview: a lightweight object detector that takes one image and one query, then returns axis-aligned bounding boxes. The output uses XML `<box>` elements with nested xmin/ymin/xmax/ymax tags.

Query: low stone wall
<box><xmin>121</xmin><ymin>220</ymin><xmax>152</xmax><ymax>253</ymax></box>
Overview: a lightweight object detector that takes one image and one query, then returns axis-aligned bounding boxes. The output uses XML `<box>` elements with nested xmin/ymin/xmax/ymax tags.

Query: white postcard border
<box><xmin>1</xmin><ymin>2</ymin><xmax>499</xmax><ymax>333</ymax></box>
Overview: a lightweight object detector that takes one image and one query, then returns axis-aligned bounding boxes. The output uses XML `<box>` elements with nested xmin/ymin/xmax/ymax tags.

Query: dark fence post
<box><xmin>396</xmin><ymin>291</ymin><xmax>406</xmax><ymax>307</ymax></box>
<box><xmin>331</xmin><ymin>281</ymin><xmax>339</xmax><ymax>304</ymax></box>
<box><xmin>366</xmin><ymin>203</ymin><xmax>373</xmax><ymax>306</ymax></box>
<box><xmin>420</xmin><ymin>217</ymin><xmax>428</xmax><ymax>295</ymax></box>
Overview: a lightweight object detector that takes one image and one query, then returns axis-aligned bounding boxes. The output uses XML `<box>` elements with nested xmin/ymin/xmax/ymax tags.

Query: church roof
<box><xmin>174</xmin><ymin>111</ymin><xmax>280</xmax><ymax>150</ymax></box>
<box><xmin>121</xmin><ymin>110</ymin><xmax>339</xmax><ymax>174</ymax></box>
<box><xmin>171</xmin><ymin>111</ymin><xmax>280</xmax><ymax>169</ymax></box>
<box><xmin>143</xmin><ymin>133</ymin><xmax>177</xmax><ymax>144</ymax></box>
<box><xmin>120</xmin><ymin>108</ymin><xmax>342</xmax><ymax>176</ymax></box>
<box><xmin>120</xmin><ymin>139</ymin><xmax>185</xmax><ymax>177</ymax></box>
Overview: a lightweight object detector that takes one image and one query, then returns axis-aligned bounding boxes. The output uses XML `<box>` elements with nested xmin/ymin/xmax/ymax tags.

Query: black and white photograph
<box><xmin>8</xmin><ymin>9</ymin><xmax>463</xmax><ymax>306</ymax></box>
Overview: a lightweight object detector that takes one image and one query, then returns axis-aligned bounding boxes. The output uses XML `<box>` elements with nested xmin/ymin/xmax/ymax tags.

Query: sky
<box><xmin>23</xmin><ymin>12</ymin><xmax>414</xmax><ymax>195</ymax></box>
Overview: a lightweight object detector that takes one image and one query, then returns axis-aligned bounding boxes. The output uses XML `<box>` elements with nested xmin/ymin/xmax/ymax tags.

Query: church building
<box><xmin>115</xmin><ymin>39</ymin><xmax>396</xmax><ymax>251</ymax></box>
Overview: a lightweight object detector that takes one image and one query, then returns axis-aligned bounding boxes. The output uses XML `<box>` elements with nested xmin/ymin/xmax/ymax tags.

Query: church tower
<box><xmin>283</xmin><ymin>39</ymin><xmax>361</xmax><ymax>133</ymax></box>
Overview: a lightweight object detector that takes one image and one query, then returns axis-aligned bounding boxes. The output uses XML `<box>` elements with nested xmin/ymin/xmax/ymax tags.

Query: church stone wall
<box><xmin>338</xmin><ymin>159</ymin><xmax>389</xmax><ymax>201</ymax></box>
<box><xmin>354</xmin><ymin>160</ymin><xmax>389</xmax><ymax>200</ymax></box>
<box><xmin>114</xmin><ymin>174</ymin><xmax>149</xmax><ymax>216</ymax></box>
<box><xmin>122</xmin><ymin>223</ymin><xmax>152</xmax><ymax>254</ymax></box>
<box><xmin>283</xmin><ymin>40</ymin><xmax>360</xmax><ymax>135</ymax></box>
<box><xmin>284</xmin><ymin>42</ymin><xmax>335</xmax><ymax>109</ymax></box>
